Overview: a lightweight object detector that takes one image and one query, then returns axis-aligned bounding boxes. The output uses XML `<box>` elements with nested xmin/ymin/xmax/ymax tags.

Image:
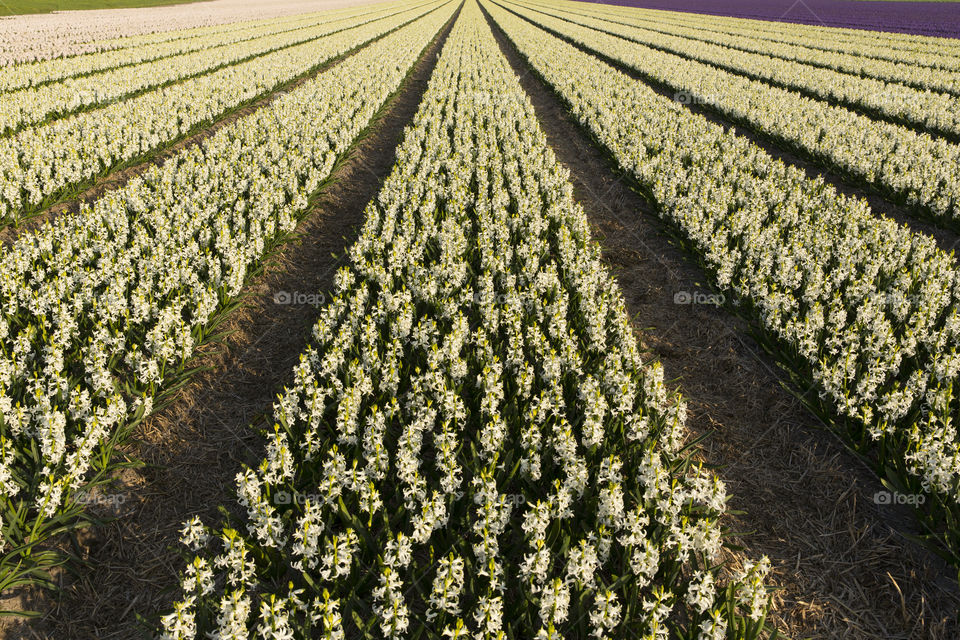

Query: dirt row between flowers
<box><xmin>0</xmin><ymin>8</ymin><xmax>460</xmax><ymax>639</ymax></box>
<box><xmin>494</xmin><ymin>1</ymin><xmax>960</xmax><ymax>257</ymax></box>
<box><xmin>483</xmin><ymin>6</ymin><xmax>960</xmax><ymax>639</ymax></box>
<box><xmin>0</xmin><ymin>4</ymin><xmax>438</xmax><ymax>249</ymax></box>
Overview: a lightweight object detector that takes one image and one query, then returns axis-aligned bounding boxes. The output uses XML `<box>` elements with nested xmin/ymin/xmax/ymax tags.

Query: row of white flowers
<box><xmin>162</xmin><ymin>3</ymin><xmax>770</xmax><ymax>638</ymax></box>
<box><xmin>0</xmin><ymin>2</ymin><xmax>396</xmax><ymax>94</ymax></box>
<box><xmin>0</xmin><ymin>0</ymin><xmax>454</xmax><ymax>596</ymax></box>
<box><xmin>0</xmin><ymin>0</ymin><xmax>365</xmax><ymax>66</ymax></box>
<box><xmin>521</xmin><ymin>0</ymin><xmax>960</xmax><ymax>139</ymax></box>
<box><xmin>503</xmin><ymin>2</ymin><xmax>960</xmax><ymax>227</ymax></box>
<box><xmin>0</xmin><ymin>1</ymin><xmax>422</xmax><ymax>134</ymax></box>
<box><xmin>538</xmin><ymin>0</ymin><xmax>960</xmax><ymax>75</ymax></box>
<box><xmin>0</xmin><ymin>0</ymin><xmax>441</xmax><ymax>226</ymax></box>
<box><xmin>576</xmin><ymin>0</ymin><xmax>960</xmax><ymax>63</ymax></box>
<box><xmin>487</xmin><ymin>0</ymin><xmax>960</xmax><ymax>557</ymax></box>
<box><xmin>67</xmin><ymin>4</ymin><xmax>357</xmax><ymax>54</ymax></box>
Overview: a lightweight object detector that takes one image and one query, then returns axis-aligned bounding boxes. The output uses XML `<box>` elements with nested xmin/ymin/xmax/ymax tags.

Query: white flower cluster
<box><xmin>503</xmin><ymin>1</ymin><xmax>960</xmax><ymax>226</ymax></box>
<box><xmin>0</xmin><ymin>4</ymin><xmax>386</xmax><ymax>93</ymax></box>
<box><xmin>521</xmin><ymin>0</ymin><xmax>960</xmax><ymax>139</ymax></box>
<box><xmin>163</xmin><ymin>4</ymin><xmax>769</xmax><ymax>638</ymax></box>
<box><xmin>0</xmin><ymin>2</ymin><xmax>454</xmax><ymax>593</ymax></box>
<box><xmin>0</xmin><ymin>0</ymin><xmax>442</xmax><ymax>224</ymax></box>
<box><xmin>0</xmin><ymin>2</ymin><xmax>423</xmax><ymax>135</ymax></box>
<box><xmin>489</xmin><ymin>1</ymin><xmax>960</xmax><ymax>554</ymax></box>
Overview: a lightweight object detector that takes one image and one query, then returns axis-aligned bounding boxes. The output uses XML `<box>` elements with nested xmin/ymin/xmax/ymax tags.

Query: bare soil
<box><xmin>484</xmin><ymin>6</ymin><xmax>960</xmax><ymax>639</ymax></box>
<box><xmin>0</xmin><ymin>10</ymin><xmax>457</xmax><ymax>639</ymax></box>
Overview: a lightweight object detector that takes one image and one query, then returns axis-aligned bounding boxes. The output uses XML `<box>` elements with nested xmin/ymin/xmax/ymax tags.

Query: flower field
<box><xmin>1</xmin><ymin>0</ymin><xmax>960</xmax><ymax>637</ymax></box>
<box><xmin>487</xmin><ymin>0</ymin><xmax>960</xmax><ymax>562</ymax></box>
<box><xmin>0</xmin><ymin>0</ymin><xmax>443</xmax><ymax>226</ymax></box>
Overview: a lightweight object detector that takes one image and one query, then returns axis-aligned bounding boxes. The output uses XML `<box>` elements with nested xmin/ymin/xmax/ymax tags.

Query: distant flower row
<box><xmin>0</xmin><ymin>1</ymin><xmax>440</xmax><ymax>226</ymax></box>
<box><xmin>538</xmin><ymin>0</ymin><xmax>960</xmax><ymax>80</ymax></box>
<box><xmin>2</xmin><ymin>6</ymin><xmax>401</xmax><ymax>134</ymax></box>
<box><xmin>0</xmin><ymin>0</ymin><xmax>372</xmax><ymax>66</ymax></box>
<box><xmin>0</xmin><ymin>5</ymin><xmax>383</xmax><ymax>93</ymax></box>
<box><xmin>507</xmin><ymin>2</ymin><xmax>960</xmax><ymax>229</ymax></box>
<box><xmin>524</xmin><ymin>0</ymin><xmax>960</xmax><ymax>139</ymax></box>
<box><xmin>572</xmin><ymin>0</ymin><xmax>960</xmax><ymax>40</ymax></box>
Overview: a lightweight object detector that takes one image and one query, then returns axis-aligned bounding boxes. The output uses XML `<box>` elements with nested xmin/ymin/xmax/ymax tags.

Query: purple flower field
<box><xmin>586</xmin><ymin>0</ymin><xmax>960</xmax><ymax>38</ymax></box>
